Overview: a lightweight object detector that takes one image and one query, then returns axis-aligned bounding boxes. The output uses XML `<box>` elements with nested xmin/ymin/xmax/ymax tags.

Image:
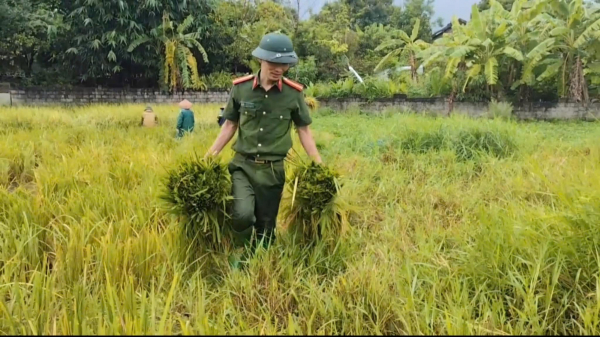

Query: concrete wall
<box><xmin>9</xmin><ymin>87</ymin><xmax>229</xmax><ymax>106</ymax></box>
<box><xmin>5</xmin><ymin>88</ymin><xmax>600</xmax><ymax>121</ymax></box>
<box><xmin>319</xmin><ymin>97</ymin><xmax>600</xmax><ymax>121</ymax></box>
<box><xmin>0</xmin><ymin>93</ymin><xmax>10</xmax><ymax>106</ymax></box>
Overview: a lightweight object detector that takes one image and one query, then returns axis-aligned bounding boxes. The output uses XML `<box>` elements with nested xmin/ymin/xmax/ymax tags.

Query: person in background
<box><xmin>217</xmin><ymin>106</ymin><xmax>226</xmax><ymax>127</ymax></box>
<box><xmin>176</xmin><ymin>99</ymin><xmax>195</xmax><ymax>139</ymax></box>
<box><xmin>141</xmin><ymin>106</ymin><xmax>158</xmax><ymax>127</ymax></box>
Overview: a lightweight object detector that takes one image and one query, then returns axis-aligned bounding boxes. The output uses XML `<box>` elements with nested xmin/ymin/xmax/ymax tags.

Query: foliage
<box><xmin>2</xmin><ymin>0</ymin><xmax>600</xmax><ymax>103</ymax></box>
<box><xmin>201</xmin><ymin>71</ymin><xmax>236</xmax><ymax>91</ymax></box>
<box><xmin>488</xmin><ymin>99</ymin><xmax>514</xmax><ymax>120</ymax></box>
<box><xmin>419</xmin><ymin>0</ymin><xmax>600</xmax><ymax>103</ymax></box>
<box><xmin>375</xmin><ymin>18</ymin><xmax>430</xmax><ymax>81</ymax></box>
<box><xmin>286</xmin><ymin>56</ymin><xmax>318</xmax><ymax>86</ymax></box>
<box><xmin>304</xmin><ymin>76</ymin><xmax>405</xmax><ymax>100</ymax></box>
<box><xmin>129</xmin><ymin>12</ymin><xmax>209</xmax><ymax>92</ymax></box>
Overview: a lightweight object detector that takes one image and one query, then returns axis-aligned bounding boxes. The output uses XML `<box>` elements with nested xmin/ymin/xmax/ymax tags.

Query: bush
<box><xmin>286</xmin><ymin>56</ymin><xmax>318</xmax><ymax>86</ymax></box>
<box><xmin>202</xmin><ymin>71</ymin><xmax>236</xmax><ymax>90</ymax></box>
<box><xmin>488</xmin><ymin>100</ymin><xmax>514</xmax><ymax>120</ymax></box>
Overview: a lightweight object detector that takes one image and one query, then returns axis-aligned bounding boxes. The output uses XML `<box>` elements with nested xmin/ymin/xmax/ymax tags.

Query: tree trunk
<box><xmin>569</xmin><ymin>56</ymin><xmax>584</xmax><ymax>103</ymax></box>
<box><xmin>519</xmin><ymin>83</ymin><xmax>529</xmax><ymax>103</ymax></box>
<box><xmin>410</xmin><ymin>53</ymin><xmax>417</xmax><ymax>82</ymax></box>
<box><xmin>448</xmin><ymin>84</ymin><xmax>456</xmax><ymax>115</ymax></box>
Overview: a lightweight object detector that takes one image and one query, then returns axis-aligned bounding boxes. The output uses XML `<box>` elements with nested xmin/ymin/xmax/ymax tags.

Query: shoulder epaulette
<box><xmin>283</xmin><ymin>78</ymin><xmax>304</xmax><ymax>92</ymax></box>
<box><xmin>232</xmin><ymin>75</ymin><xmax>255</xmax><ymax>85</ymax></box>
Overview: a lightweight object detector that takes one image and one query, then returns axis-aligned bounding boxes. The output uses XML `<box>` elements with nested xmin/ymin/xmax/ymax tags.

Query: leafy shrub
<box><xmin>202</xmin><ymin>71</ymin><xmax>236</xmax><ymax>90</ymax></box>
<box><xmin>286</xmin><ymin>56</ymin><xmax>318</xmax><ymax>86</ymax></box>
<box><xmin>488</xmin><ymin>100</ymin><xmax>514</xmax><ymax>120</ymax></box>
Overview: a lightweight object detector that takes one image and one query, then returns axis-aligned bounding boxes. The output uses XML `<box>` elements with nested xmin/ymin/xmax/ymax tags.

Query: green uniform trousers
<box><xmin>228</xmin><ymin>153</ymin><xmax>286</xmax><ymax>248</ymax></box>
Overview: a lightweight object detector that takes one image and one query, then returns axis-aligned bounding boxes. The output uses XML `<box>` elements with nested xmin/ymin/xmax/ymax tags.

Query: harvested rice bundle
<box><xmin>161</xmin><ymin>154</ymin><xmax>233</xmax><ymax>251</ymax></box>
<box><xmin>281</xmin><ymin>155</ymin><xmax>349</xmax><ymax>246</ymax></box>
<box><xmin>304</xmin><ymin>96</ymin><xmax>320</xmax><ymax>112</ymax></box>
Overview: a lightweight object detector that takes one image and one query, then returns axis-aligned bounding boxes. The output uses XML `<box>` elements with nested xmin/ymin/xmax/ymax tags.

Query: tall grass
<box><xmin>0</xmin><ymin>104</ymin><xmax>599</xmax><ymax>334</ymax></box>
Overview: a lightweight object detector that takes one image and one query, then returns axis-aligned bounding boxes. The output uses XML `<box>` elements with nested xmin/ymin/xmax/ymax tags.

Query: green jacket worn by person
<box><xmin>206</xmin><ymin>33</ymin><xmax>323</xmax><ymax>264</ymax></box>
<box><xmin>176</xmin><ymin>99</ymin><xmax>195</xmax><ymax>137</ymax></box>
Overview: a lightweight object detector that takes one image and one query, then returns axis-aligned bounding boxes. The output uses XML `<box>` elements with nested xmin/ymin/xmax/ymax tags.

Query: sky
<box><xmin>298</xmin><ymin>0</ymin><xmax>479</xmax><ymax>28</ymax></box>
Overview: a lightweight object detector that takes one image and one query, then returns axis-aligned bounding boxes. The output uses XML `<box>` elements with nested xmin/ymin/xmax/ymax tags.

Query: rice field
<box><xmin>0</xmin><ymin>103</ymin><xmax>600</xmax><ymax>334</ymax></box>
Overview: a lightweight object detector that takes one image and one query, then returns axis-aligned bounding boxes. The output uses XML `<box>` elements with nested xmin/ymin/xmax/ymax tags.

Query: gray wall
<box><xmin>318</xmin><ymin>97</ymin><xmax>600</xmax><ymax>121</ymax></box>
<box><xmin>0</xmin><ymin>93</ymin><xmax>10</xmax><ymax>106</ymax></box>
<box><xmin>4</xmin><ymin>88</ymin><xmax>600</xmax><ymax>121</ymax></box>
<box><xmin>8</xmin><ymin>88</ymin><xmax>230</xmax><ymax>106</ymax></box>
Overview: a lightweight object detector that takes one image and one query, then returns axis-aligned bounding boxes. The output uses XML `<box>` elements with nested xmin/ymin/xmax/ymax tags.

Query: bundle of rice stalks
<box><xmin>281</xmin><ymin>153</ymin><xmax>349</xmax><ymax>247</ymax></box>
<box><xmin>304</xmin><ymin>96</ymin><xmax>320</xmax><ymax>112</ymax></box>
<box><xmin>161</xmin><ymin>154</ymin><xmax>233</xmax><ymax>252</ymax></box>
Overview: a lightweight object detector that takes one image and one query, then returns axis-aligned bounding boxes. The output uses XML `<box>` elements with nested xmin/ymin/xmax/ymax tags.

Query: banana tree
<box><xmin>499</xmin><ymin>0</ymin><xmax>556</xmax><ymax>101</ymax></box>
<box><xmin>374</xmin><ymin>18</ymin><xmax>429</xmax><ymax>81</ymax></box>
<box><xmin>536</xmin><ymin>0</ymin><xmax>600</xmax><ymax>102</ymax></box>
<box><xmin>129</xmin><ymin>12</ymin><xmax>209</xmax><ymax>93</ymax></box>
<box><xmin>424</xmin><ymin>4</ymin><xmax>525</xmax><ymax>98</ymax></box>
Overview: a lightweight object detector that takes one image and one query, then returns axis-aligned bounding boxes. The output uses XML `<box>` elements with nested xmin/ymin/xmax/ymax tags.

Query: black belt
<box><xmin>244</xmin><ymin>155</ymin><xmax>283</xmax><ymax>164</ymax></box>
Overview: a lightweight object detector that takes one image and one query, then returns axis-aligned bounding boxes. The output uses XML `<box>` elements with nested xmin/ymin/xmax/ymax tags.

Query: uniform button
<box><xmin>245</xmin><ymin>111</ymin><xmax>247</xmax><ymax>115</ymax></box>
<box><xmin>258</xmin><ymin>143</ymin><xmax>262</xmax><ymax>147</ymax></box>
<box><xmin>257</xmin><ymin>154</ymin><xmax>260</xmax><ymax>157</ymax></box>
<box><xmin>260</xmin><ymin>128</ymin><xmax>263</xmax><ymax>131</ymax></box>
<box><xmin>263</xmin><ymin>111</ymin><xmax>266</xmax><ymax>115</ymax></box>
<box><xmin>265</xmin><ymin>95</ymin><xmax>268</xmax><ymax>98</ymax></box>
<box><xmin>280</xmin><ymin>115</ymin><xmax>283</xmax><ymax>119</ymax></box>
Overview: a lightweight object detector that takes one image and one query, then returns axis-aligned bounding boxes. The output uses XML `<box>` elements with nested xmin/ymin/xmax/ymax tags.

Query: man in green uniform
<box><xmin>206</xmin><ymin>33</ymin><xmax>322</xmax><ymax>261</ymax></box>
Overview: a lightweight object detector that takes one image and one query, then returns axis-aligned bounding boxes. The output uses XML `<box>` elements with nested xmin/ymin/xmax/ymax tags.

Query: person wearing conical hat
<box><xmin>176</xmin><ymin>99</ymin><xmax>195</xmax><ymax>139</ymax></box>
<box><xmin>206</xmin><ymin>32</ymin><xmax>322</xmax><ymax>267</ymax></box>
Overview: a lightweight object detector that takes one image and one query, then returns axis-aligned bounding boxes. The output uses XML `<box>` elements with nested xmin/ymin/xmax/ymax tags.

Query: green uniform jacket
<box><xmin>176</xmin><ymin>109</ymin><xmax>195</xmax><ymax>132</ymax></box>
<box><xmin>223</xmin><ymin>72</ymin><xmax>312</xmax><ymax>161</ymax></box>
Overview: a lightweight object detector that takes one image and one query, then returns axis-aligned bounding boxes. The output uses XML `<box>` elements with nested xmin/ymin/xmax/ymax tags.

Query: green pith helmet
<box><xmin>252</xmin><ymin>33</ymin><xmax>298</xmax><ymax>66</ymax></box>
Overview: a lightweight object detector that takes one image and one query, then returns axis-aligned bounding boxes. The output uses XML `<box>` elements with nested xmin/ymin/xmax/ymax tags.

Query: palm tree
<box><xmin>374</xmin><ymin>18</ymin><xmax>429</xmax><ymax>81</ymax></box>
<box><xmin>129</xmin><ymin>12</ymin><xmax>209</xmax><ymax>93</ymax></box>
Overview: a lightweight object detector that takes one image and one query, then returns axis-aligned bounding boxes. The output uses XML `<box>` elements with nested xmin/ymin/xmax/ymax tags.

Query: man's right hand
<box><xmin>205</xmin><ymin>120</ymin><xmax>238</xmax><ymax>160</ymax></box>
<box><xmin>204</xmin><ymin>149</ymin><xmax>218</xmax><ymax>159</ymax></box>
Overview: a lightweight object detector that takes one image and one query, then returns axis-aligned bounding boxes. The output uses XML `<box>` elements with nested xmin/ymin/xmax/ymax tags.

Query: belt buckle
<box><xmin>254</xmin><ymin>158</ymin><xmax>266</xmax><ymax>164</ymax></box>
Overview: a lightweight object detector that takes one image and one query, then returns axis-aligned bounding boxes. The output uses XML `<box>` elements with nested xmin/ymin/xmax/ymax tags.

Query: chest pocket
<box><xmin>267</xmin><ymin>109</ymin><xmax>292</xmax><ymax>122</ymax></box>
<box><xmin>239</xmin><ymin>106</ymin><xmax>258</xmax><ymax>126</ymax></box>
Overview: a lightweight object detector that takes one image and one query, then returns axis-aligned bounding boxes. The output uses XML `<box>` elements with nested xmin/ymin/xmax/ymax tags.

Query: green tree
<box><xmin>423</xmin><ymin>4</ymin><xmax>525</xmax><ymax>98</ymax></box>
<box><xmin>538</xmin><ymin>0</ymin><xmax>600</xmax><ymax>102</ymax></box>
<box><xmin>375</xmin><ymin>19</ymin><xmax>430</xmax><ymax>81</ymax></box>
<box><xmin>478</xmin><ymin>0</ymin><xmax>515</xmax><ymax>11</ymax></box>
<box><xmin>0</xmin><ymin>0</ymin><xmax>60</xmax><ymax>80</ymax></box>
<box><xmin>397</xmin><ymin>0</ymin><xmax>435</xmax><ymax>42</ymax></box>
<box><xmin>342</xmin><ymin>0</ymin><xmax>396</xmax><ymax>29</ymax></box>
<box><xmin>295</xmin><ymin>1</ymin><xmax>355</xmax><ymax>81</ymax></box>
<box><xmin>129</xmin><ymin>12</ymin><xmax>209</xmax><ymax>92</ymax></box>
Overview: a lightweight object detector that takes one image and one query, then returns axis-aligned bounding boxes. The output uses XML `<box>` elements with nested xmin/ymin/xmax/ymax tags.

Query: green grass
<box><xmin>0</xmin><ymin>104</ymin><xmax>599</xmax><ymax>334</ymax></box>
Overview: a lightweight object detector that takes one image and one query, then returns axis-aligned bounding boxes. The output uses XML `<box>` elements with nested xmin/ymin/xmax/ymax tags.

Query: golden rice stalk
<box><xmin>281</xmin><ymin>152</ymin><xmax>349</xmax><ymax>247</ymax></box>
<box><xmin>304</xmin><ymin>96</ymin><xmax>319</xmax><ymax>112</ymax></box>
<box><xmin>161</xmin><ymin>154</ymin><xmax>233</xmax><ymax>252</ymax></box>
